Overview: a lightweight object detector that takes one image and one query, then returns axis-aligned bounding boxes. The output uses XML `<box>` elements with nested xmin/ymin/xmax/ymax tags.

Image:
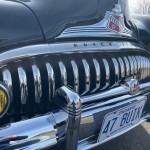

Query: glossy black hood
<box><xmin>0</xmin><ymin>0</ymin><xmax>132</xmax><ymax>50</ymax></box>
<box><xmin>17</xmin><ymin>0</ymin><xmax>132</xmax><ymax>39</ymax></box>
<box><xmin>18</xmin><ymin>0</ymin><xmax>121</xmax><ymax>39</ymax></box>
<box><xmin>0</xmin><ymin>0</ymin><xmax>44</xmax><ymax>50</ymax></box>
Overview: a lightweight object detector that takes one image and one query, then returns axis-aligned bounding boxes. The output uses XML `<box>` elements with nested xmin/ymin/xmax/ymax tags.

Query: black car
<box><xmin>0</xmin><ymin>0</ymin><xmax>150</xmax><ymax>150</ymax></box>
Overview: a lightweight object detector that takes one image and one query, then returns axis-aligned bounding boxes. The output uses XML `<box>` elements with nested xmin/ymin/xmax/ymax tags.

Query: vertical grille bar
<box><xmin>46</xmin><ymin>63</ymin><xmax>55</xmax><ymax>101</ymax></box>
<box><xmin>144</xmin><ymin>57</ymin><xmax>147</xmax><ymax>78</ymax></box>
<box><xmin>118</xmin><ymin>57</ymin><xmax>125</xmax><ymax>79</ymax></box>
<box><xmin>102</xmin><ymin>59</ymin><xmax>110</xmax><ymax>87</ymax></box>
<box><xmin>112</xmin><ymin>58</ymin><xmax>119</xmax><ymax>82</ymax></box>
<box><xmin>18</xmin><ymin>67</ymin><xmax>28</xmax><ymax>105</ymax></box>
<box><xmin>135</xmin><ymin>56</ymin><xmax>141</xmax><ymax>79</ymax></box>
<box><xmin>124</xmin><ymin>57</ymin><xmax>130</xmax><ymax>76</ymax></box>
<box><xmin>128</xmin><ymin>56</ymin><xmax>134</xmax><ymax>76</ymax></box>
<box><xmin>135</xmin><ymin>56</ymin><xmax>141</xmax><ymax>73</ymax></box>
<box><xmin>2</xmin><ymin>68</ymin><xmax>13</xmax><ymax>114</ymax></box>
<box><xmin>132</xmin><ymin>56</ymin><xmax>138</xmax><ymax>79</ymax></box>
<box><xmin>140</xmin><ymin>56</ymin><xmax>144</xmax><ymax>79</ymax></box>
<box><xmin>93</xmin><ymin>59</ymin><xmax>100</xmax><ymax>89</ymax></box>
<box><xmin>145</xmin><ymin>57</ymin><xmax>148</xmax><ymax>78</ymax></box>
<box><xmin>132</xmin><ymin>56</ymin><xmax>138</xmax><ymax>74</ymax></box>
<box><xmin>59</xmin><ymin>61</ymin><xmax>67</xmax><ymax>86</ymax></box>
<box><xmin>2</xmin><ymin>69</ymin><xmax>13</xmax><ymax>99</ymax></box>
<box><xmin>147</xmin><ymin>57</ymin><xmax>150</xmax><ymax>77</ymax></box>
<box><xmin>141</xmin><ymin>56</ymin><xmax>145</xmax><ymax>79</ymax></box>
<box><xmin>82</xmin><ymin>59</ymin><xmax>90</xmax><ymax>92</ymax></box>
<box><xmin>32</xmin><ymin>65</ymin><xmax>42</xmax><ymax>103</ymax></box>
<box><xmin>71</xmin><ymin>60</ymin><xmax>79</xmax><ymax>93</ymax></box>
<box><xmin>143</xmin><ymin>56</ymin><xmax>146</xmax><ymax>79</ymax></box>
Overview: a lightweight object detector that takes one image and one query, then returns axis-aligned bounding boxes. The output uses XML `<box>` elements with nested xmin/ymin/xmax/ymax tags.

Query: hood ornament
<box><xmin>106</xmin><ymin>4</ymin><xmax>125</xmax><ymax>33</ymax></box>
<box><xmin>112</xmin><ymin>4</ymin><xmax>122</xmax><ymax>14</ymax></box>
<box><xmin>57</xmin><ymin>4</ymin><xmax>133</xmax><ymax>39</ymax></box>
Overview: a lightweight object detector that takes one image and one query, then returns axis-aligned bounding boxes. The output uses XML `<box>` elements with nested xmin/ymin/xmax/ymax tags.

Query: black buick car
<box><xmin>0</xmin><ymin>0</ymin><xmax>150</xmax><ymax>150</ymax></box>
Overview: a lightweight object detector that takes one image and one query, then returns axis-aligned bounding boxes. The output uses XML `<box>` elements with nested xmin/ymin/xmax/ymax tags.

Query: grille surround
<box><xmin>0</xmin><ymin>41</ymin><xmax>150</xmax><ymax>123</ymax></box>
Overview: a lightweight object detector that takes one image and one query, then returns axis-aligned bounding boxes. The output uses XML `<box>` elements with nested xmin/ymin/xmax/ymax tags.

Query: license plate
<box><xmin>98</xmin><ymin>96</ymin><xmax>146</xmax><ymax>142</ymax></box>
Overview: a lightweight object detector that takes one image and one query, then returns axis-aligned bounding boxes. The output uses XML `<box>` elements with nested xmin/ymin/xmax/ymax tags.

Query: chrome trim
<box><xmin>71</xmin><ymin>60</ymin><xmax>79</xmax><ymax>92</ymax></box>
<box><xmin>81</xmin><ymin>81</ymin><xmax>150</xmax><ymax>104</ymax></box>
<box><xmin>124</xmin><ymin>57</ymin><xmax>130</xmax><ymax>76</ymax></box>
<box><xmin>144</xmin><ymin>57</ymin><xmax>147</xmax><ymax>78</ymax></box>
<box><xmin>82</xmin><ymin>59</ymin><xmax>90</xmax><ymax>92</ymax></box>
<box><xmin>142</xmin><ymin>56</ymin><xmax>146</xmax><ymax>79</ymax></box>
<box><xmin>147</xmin><ymin>57</ymin><xmax>150</xmax><ymax>76</ymax></box>
<box><xmin>146</xmin><ymin>57</ymin><xmax>149</xmax><ymax>78</ymax></box>
<box><xmin>93</xmin><ymin>59</ymin><xmax>101</xmax><ymax>89</ymax></box>
<box><xmin>125</xmin><ymin>79</ymin><xmax>140</xmax><ymax>95</ymax></box>
<box><xmin>0</xmin><ymin>86</ymin><xmax>82</xmax><ymax>150</ymax></box>
<box><xmin>103</xmin><ymin>59</ymin><xmax>110</xmax><ymax>87</ymax></box>
<box><xmin>57</xmin><ymin>28</ymin><xmax>133</xmax><ymax>40</ymax></box>
<box><xmin>82</xmin><ymin>86</ymin><xmax>129</xmax><ymax>104</ymax></box>
<box><xmin>18</xmin><ymin>67</ymin><xmax>28</xmax><ymax>105</ymax></box>
<box><xmin>149</xmin><ymin>58</ymin><xmax>150</xmax><ymax>76</ymax></box>
<box><xmin>0</xmin><ymin>42</ymin><xmax>145</xmax><ymax>66</ymax></box>
<box><xmin>143</xmin><ymin>56</ymin><xmax>147</xmax><ymax>79</ymax></box>
<box><xmin>140</xmin><ymin>82</ymin><xmax>150</xmax><ymax>90</ymax></box>
<box><xmin>2</xmin><ymin>69</ymin><xmax>13</xmax><ymax>104</ymax></box>
<box><xmin>128</xmin><ymin>56</ymin><xmax>134</xmax><ymax>75</ymax></box>
<box><xmin>59</xmin><ymin>61</ymin><xmax>67</xmax><ymax>86</ymax></box>
<box><xmin>145</xmin><ymin>57</ymin><xmax>149</xmax><ymax>78</ymax></box>
<box><xmin>32</xmin><ymin>65</ymin><xmax>42</xmax><ymax>103</ymax></box>
<box><xmin>132</xmin><ymin>56</ymin><xmax>138</xmax><ymax>75</ymax></box>
<box><xmin>112</xmin><ymin>58</ymin><xmax>119</xmax><ymax>82</ymax></box>
<box><xmin>55</xmin><ymin>86</ymin><xmax>81</xmax><ymax>150</ymax></box>
<box><xmin>0</xmin><ymin>84</ymin><xmax>149</xmax><ymax>150</ymax></box>
<box><xmin>57</xmin><ymin>5</ymin><xmax>133</xmax><ymax>40</ymax></box>
<box><xmin>140</xmin><ymin>56</ymin><xmax>144</xmax><ymax>79</ymax></box>
<box><xmin>0</xmin><ymin>111</ymin><xmax>67</xmax><ymax>150</ymax></box>
<box><xmin>135</xmin><ymin>56</ymin><xmax>142</xmax><ymax>80</ymax></box>
<box><xmin>118</xmin><ymin>57</ymin><xmax>125</xmax><ymax>79</ymax></box>
<box><xmin>46</xmin><ymin>63</ymin><xmax>55</xmax><ymax>100</ymax></box>
<box><xmin>135</xmin><ymin>56</ymin><xmax>141</xmax><ymax>73</ymax></box>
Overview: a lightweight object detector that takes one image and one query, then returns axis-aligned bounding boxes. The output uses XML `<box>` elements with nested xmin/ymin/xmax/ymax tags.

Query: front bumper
<box><xmin>0</xmin><ymin>83</ymin><xmax>150</xmax><ymax>150</ymax></box>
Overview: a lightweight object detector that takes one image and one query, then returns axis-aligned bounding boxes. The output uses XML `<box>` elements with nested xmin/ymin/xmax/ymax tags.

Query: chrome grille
<box><xmin>46</xmin><ymin>63</ymin><xmax>55</xmax><ymax>100</ymax></box>
<box><xmin>82</xmin><ymin>59</ymin><xmax>90</xmax><ymax>93</ymax></box>
<box><xmin>71</xmin><ymin>60</ymin><xmax>79</xmax><ymax>92</ymax></box>
<box><xmin>93</xmin><ymin>58</ymin><xmax>101</xmax><ymax>90</ymax></box>
<box><xmin>0</xmin><ymin>45</ymin><xmax>150</xmax><ymax>123</ymax></box>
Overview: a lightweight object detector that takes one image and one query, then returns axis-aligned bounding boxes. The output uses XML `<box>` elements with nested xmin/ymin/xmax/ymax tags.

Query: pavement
<box><xmin>94</xmin><ymin>122</ymin><xmax>150</xmax><ymax>150</ymax></box>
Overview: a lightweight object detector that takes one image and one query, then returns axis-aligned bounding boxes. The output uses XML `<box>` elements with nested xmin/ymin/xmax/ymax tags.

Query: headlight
<box><xmin>0</xmin><ymin>83</ymin><xmax>10</xmax><ymax>118</ymax></box>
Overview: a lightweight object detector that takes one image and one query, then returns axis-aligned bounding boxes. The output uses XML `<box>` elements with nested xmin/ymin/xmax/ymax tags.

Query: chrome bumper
<box><xmin>0</xmin><ymin>83</ymin><xmax>150</xmax><ymax>150</ymax></box>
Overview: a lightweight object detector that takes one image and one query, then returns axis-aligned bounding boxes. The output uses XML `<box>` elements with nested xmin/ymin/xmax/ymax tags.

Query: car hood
<box><xmin>0</xmin><ymin>0</ymin><xmax>44</xmax><ymax>50</ymax></box>
<box><xmin>16</xmin><ymin>0</ymin><xmax>132</xmax><ymax>40</ymax></box>
<box><xmin>0</xmin><ymin>0</ymin><xmax>133</xmax><ymax>50</ymax></box>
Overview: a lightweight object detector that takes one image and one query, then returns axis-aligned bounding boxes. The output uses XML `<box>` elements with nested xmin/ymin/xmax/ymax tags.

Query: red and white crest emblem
<box><xmin>106</xmin><ymin>4</ymin><xmax>125</xmax><ymax>33</ymax></box>
<box><xmin>107</xmin><ymin>15</ymin><xmax>125</xmax><ymax>32</ymax></box>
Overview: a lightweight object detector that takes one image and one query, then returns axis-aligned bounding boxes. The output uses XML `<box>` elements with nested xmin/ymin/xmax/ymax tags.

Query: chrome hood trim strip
<box><xmin>0</xmin><ymin>42</ymin><xmax>144</xmax><ymax>66</ymax></box>
<box><xmin>57</xmin><ymin>4</ymin><xmax>134</xmax><ymax>40</ymax></box>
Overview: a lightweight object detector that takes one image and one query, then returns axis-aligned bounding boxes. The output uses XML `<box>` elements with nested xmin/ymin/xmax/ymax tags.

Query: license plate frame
<box><xmin>97</xmin><ymin>96</ymin><xmax>147</xmax><ymax>142</ymax></box>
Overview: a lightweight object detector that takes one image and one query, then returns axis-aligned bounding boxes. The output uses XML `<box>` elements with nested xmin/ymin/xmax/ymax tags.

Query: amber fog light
<box><xmin>0</xmin><ymin>83</ymin><xmax>10</xmax><ymax>118</ymax></box>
